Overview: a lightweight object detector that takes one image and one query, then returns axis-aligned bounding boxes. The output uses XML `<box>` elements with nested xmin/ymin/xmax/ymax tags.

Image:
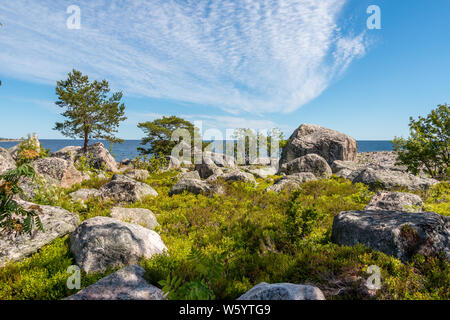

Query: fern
<box><xmin>158</xmin><ymin>274</ymin><xmax>183</xmax><ymax>300</ymax></box>
<box><xmin>159</xmin><ymin>247</ymin><xmax>225</xmax><ymax>300</ymax></box>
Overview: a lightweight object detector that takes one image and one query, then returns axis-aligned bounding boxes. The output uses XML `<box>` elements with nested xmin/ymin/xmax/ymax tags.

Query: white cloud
<box><xmin>0</xmin><ymin>0</ymin><xmax>367</xmax><ymax>114</ymax></box>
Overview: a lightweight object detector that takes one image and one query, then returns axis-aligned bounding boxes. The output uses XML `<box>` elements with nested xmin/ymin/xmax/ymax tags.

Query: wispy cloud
<box><xmin>0</xmin><ymin>0</ymin><xmax>367</xmax><ymax>114</ymax></box>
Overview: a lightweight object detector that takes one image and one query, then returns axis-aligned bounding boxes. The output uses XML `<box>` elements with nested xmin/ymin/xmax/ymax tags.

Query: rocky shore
<box><xmin>0</xmin><ymin>123</ymin><xmax>448</xmax><ymax>300</ymax></box>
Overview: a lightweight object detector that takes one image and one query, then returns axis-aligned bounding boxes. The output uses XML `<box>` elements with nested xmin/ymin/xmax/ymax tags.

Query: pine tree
<box><xmin>54</xmin><ymin>69</ymin><xmax>126</xmax><ymax>153</ymax></box>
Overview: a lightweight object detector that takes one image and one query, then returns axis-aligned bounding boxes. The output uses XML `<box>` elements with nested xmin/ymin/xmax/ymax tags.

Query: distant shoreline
<box><xmin>0</xmin><ymin>139</ymin><xmax>394</xmax><ymax>161</ymax></box>
<box><xmin>0</xmin><ymin>139</ymin><xmax>22</xmax><ymax>142</ymax></box>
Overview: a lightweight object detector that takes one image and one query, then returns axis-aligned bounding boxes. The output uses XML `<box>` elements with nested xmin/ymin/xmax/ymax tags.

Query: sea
<box><xmin>0</xmin><ymin>140</ymin><xmax>393</xmax><ymax>162</ymax></box>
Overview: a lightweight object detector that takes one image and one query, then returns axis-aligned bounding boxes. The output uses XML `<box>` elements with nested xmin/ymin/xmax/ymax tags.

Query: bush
<box><xmin>392</xmin><ymin>104</ymin><xmax>449</xmax><ymax>180</ymax></box>
<box><xmin>423</xmin><ymin>182</ymin><xmax>450</xmax><ymax>216</ymax></box>
<box><xmin>16</xmin><ymin>134</ymin><xmax>49</xmax><ymax>166</ymax></box>
<box><xmin>132</xmin><ymin>153</ymin><xmax>168</xmax><ymax>173</ymax></box>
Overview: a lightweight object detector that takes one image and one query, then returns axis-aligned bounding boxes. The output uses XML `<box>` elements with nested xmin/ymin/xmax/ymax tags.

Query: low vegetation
<box><xmin>0</xmin><ymin>170</ymin><xmax>448</xmax><ymax>300</ymax></box>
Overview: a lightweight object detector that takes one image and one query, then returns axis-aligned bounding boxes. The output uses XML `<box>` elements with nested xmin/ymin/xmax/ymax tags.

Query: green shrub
<box><xmin>16</xmin><ymin>134</ymin><xmax>49</xmax><ymax>166</ymax></box>
<box><xmin>392</xmin><ymin>104</ymin><xmax>449</xmax><ymax>180</ymax></box>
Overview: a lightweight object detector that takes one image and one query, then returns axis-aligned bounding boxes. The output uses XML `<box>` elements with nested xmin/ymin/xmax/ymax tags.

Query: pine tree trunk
<box><xmin>83</xmin><ymin>133</ymin><xmax>89</xmax><ymax>154</ymax></box>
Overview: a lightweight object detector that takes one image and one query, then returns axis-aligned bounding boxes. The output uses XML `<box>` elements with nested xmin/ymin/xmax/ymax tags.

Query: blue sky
<box><xmin>0</xmin><ymin>0</ymin><xmax>448</xmax><ymax>140</ymax></box>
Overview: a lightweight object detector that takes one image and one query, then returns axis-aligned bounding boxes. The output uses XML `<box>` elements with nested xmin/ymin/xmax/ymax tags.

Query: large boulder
<box><xmin>70</xmin><ymin>216</ymin><xmax>167</xmax><ymax>273</ymax></box>
<box><xmin>331</xmin><ymin>210</ymin><xmax>450</xmax><ymax>262</ymax></box>
<box><xmin>32</xmin><ymin>157</ymin><xmax>85</xmax><ymax>188</ymax></box>
<box><xmin>65</xmin><ymin>264</ymin><xmax>166</xmax><ymax>300</ymax></box>
<box><xmin>221</xmin><ymin>170</ymin><xmax>257</xmax><ymax>185</ymax></box>
<box><xmin>237</xmin><ymin>282</ymin><xmax>325</xmax><ymax>300</ymax></box>
<box><xmin>280</xmin><ymin>154</ymin><xmax>332</xmax><ymax>178</ymax></box>
<box><xmin>280</xmin><ymin>124</ymin><xmax>357</xmax><ymax>166</ymax></box>
<box><xmin>0</xmin><ymin>200</ymin><xmax>80</xmax><ymax>267</ymax></box>
<box><xmin>82</xmin><ymin>143</ymin><xmax>118</xmax><ymax>172</ymax></box>
<box><xmin>110</xmin><ymin>207</ymin><xmax>159</xmax><ymax>230</ymax></box>
<box><xmin>352</xmin><ymin>168</ymin><xmax>438</xmax><ymax>191</ymax></box>
<box><xmin>52</xmin><ymin>143</ymin><xmax>118</xmax><ymax>172</ymax></box>
<box><xmin>0</xmin><ymin>147</ymin><xmax>16</xmax><ymax>174</ymax></box>
<box><xmin>365</xmin><ymin>191</ymin><xmax>424</xmax><ymax>212</ymax></box>
<box><xmin>99</xmin><ymin>174</ymin><xmax>158</xmax><ymax>202</ymax></box>
<box><xmin>266</xmin><ymin>173</ymin><xmax>317</xmax><ymax>193</ymax></box>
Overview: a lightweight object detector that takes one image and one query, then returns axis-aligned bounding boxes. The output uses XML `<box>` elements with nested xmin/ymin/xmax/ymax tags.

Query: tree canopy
<box><xmin>54</xmin><ymin>69</ymin><xmax>127</xmax><ymax>153</ymax></box>
<box><xmin>138</xmin><ymin>116</ymin><xmax>202</xmax><ymax>156</ymax></box>
<box><xmin>392</xmin><ymin>104</ymin><xmax>449</xmax><ymax>180</ymax></box>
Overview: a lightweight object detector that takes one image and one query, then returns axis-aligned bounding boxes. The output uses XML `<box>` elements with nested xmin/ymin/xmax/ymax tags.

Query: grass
<box><xmin>0</xmin><ymin>171</ymin><xmax>448</xmax><ymax>300</ymax></box>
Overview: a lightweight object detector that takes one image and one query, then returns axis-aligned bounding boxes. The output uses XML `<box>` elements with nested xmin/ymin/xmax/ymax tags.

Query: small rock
<box><xmin>69</xmin><ymin>189</ymin><xmax>101</xmax><ymax>202</ymax></box>
<box><xmin>365</xmin><ymin>191</ymin><xmax>424</xmax><ymax>212</ymax></box>
<box><xmin>238</xmin><ymin>282</ymin><xmax>325</xmax><ymax>300</ymax></box>
<box><xmin>124</xmin><ymin>169</ymin><xmax>150</xmax><ymax>181</ymax></box>
<box><xmin>99</xmin><ymin>174</ymin><xmax>158</xmax><ymax>202</ymax></box>
<box><xmin>266</xmin><ymin>173</ymin><xmax>317</xmax><ymax>193</ymax></box>
<box><xmin>64</xmin><ymin>264</ymin><xmax>166</xmax><ymax>300</ymax></box>
<box><xmin>169</xmin><ymin>178</ymin><xmax>217</xmax><ymax>196</ymax></box>
<box><xmin>70</xmin><ymin>216</ymin><xmax>167</xmax><ymax>273</ymax></box>
<box><xmin>221</xmin><ymin>170</ymin><xmax>256</xmax><ymax>185</ymax></box>
<box><xmin>176</xmin><ymin>171</ymin><xmax>201</xmax><ymax>181</ymax></box>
